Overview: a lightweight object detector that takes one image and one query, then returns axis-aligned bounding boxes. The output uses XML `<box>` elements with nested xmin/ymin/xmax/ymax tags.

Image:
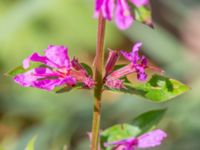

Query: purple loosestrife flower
<box><xmin>14</xmin><ymin>45</ymin><xmax>94</xmax><ymax>91</ymax></box>
<box><xmin>104</xmin><ymin>42</ymin><xmax>148</xmax><ymax>89</ymax></box>
<box><xmin>104</xmin><ymin>129</ymin><xmax>167</xmax><ymax>150</ymax></box>
<box><xmin>120</xmin><ymin>42</ymin><xmax>147</xmax><ymax>81</ymax></box>
<box><xmin>94</xmin><ymin>0</ymin><xmax>149</xmax><ymax>30</ymax></box>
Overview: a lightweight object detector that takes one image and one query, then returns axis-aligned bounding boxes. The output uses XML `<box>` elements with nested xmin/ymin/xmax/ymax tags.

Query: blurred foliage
<box><xmin>0</xmin><ymin>0</ymin><xmax>200</xmax><ymax>150</ymax></box>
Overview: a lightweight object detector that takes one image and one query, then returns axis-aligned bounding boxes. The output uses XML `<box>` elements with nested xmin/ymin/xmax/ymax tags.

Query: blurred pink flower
<box><xmin>104</xmin><ymin>129</ymin><xmax>167</xmax><ymax>150</ymax></box>
<box><xmin>94</xmin><ymin>0</ymin><xmax>149</xmax><ymax>30</ymax></box>
<box><xmin>14</xmin><ymin>45</ymin><xmax>94</xmax><ymax>91</ymax></box>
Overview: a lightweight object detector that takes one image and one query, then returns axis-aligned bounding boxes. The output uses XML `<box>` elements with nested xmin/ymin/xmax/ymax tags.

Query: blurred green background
<box><xmin>0</xmin><ymin>0</ymin><xmax>200</xmax><ymax>149</ymax></box>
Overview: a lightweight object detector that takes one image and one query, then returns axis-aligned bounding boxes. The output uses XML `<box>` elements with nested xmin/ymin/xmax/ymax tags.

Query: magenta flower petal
<box><xmin>120</xmin><ymin>42</ymin><xmax>142</xmax><ymax>62</ymax></box>
<box><xmin>104</xmin><ymin>129</ymin><xmax>167</xmax><ymax>150</ymax></box>
<box><xmin>33</xmin><ymin>78</ymin><xmax>63</xmax><ymax>91</ymax></box>
<box><xmin>104</xmin><ymin>137</ymin><xmax>136</xmax><ymax>147</ymax></box>
<box><xmin>61</xmin><ymin>76</ymin><xmax>77</xmax><ymax>86</ymax></box>
<box><xmin>115</xmin><ymin>0</ymin><xmax>133</xmax><ymax>30</ymax></box>
<box><xmin>34</xmin><ymin>67</ymin><xmax>56</xmax><ymax>76</ymax></box>
<box><xmin>14</xmin><ymin>68</ymin><xmax>63</xmax><ymax>90</ymax></box>
<box><xmin>102</xmin><ymin>0</ymin><xmax>115</xmax><ymax>20</ymax></box>
<box><xmin>44</xmin><ymin>45</ymin><xmax>70</xmax><ymax>69</ymax></box>
<box><xmin>23</xmin><ymin>52</ymin><xmax>58</xmax><ymax>69</ymax></box>
<box><xmin>137</xmin><ymin>129</ymin><xmax>167</xmax><ymax>148</ymax></box>
<box><xmin>105</xmin><ymin>137</ymin><xmax>137</xmax><ymax>150</ymax></box>
<box><xmin>94</xmin><ymin>0</ymin><xmax>104</xmax><ymax>17</ymax></box>
<box><xmin>94</xmin><ymin>0</ymin><xmax>150</xmax><ymax>29</ymax></box>
<box><xmin>119</xmin><ymin>42</ymin><xmax>147</xmax><ymax>81</ymax></box>
<box><xmin>120</xmin><ymin>51</ymin><xmax>132</xmax><ymax>62</ymax></box>
<box><xmin>132</xmin><ymin>42</ymin><xmax>142</xmax><ymax>53</ymax></box>
<box><xmin>14</xmin><ymin>70</ymin><xmax>37</xmax><ymax>87</ymax></box>
<box><xmin>130</xmin><ymin>0</ymin><xmax>149</xmax><ymax>7</ymax></box>
<box><xmin>136</xmin><ymin>67</ymin><xmax>147</xmax><ymax>81</ymax></box>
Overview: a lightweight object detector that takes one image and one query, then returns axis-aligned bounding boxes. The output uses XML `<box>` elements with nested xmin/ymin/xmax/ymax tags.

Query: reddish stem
<box><xmin>91</xmin><ymin>12</ymin><xmax>106</xmax><ymax>150</ymax></box>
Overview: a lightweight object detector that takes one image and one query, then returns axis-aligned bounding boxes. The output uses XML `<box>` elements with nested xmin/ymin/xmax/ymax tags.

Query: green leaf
<box><xmin>134</xmin><ymin>6</ymin><xmax>152</xmax><ymax>25</ymax></box>
<box><xmin>54</xmin><ymin>83</ymin><xmax>83</xmax><ymax>94</ymax></box>
<box><xmin>5</xmin><ymin>62</ymin><xmax>43</xmax><ymax>77</ymax></box>
<box><xmin>6</xmin><ymin>65</ymin><xmax>27</xmax><ymax>76</ymax></box>
<box><xmin>81</xmin><ymin>63</ymin><xmax>93</xmax><ymax>77</ymax></box>
<box><xmin>132</xmin><ymin>109</ymin><xmax>166</xmax><ymax>134</ymax></box>
<box><xmin>105</xmin><ymin>74</ymin><xmax>189</xmax><ymax>102</ymax></box>
<box><xmin>101</xmin><ymin>124</ymin><xmax>140</xmax><ymax>150</ymax></box>
<box><xmin>101</xmin><ymin>109</ymin><xmax>166</xmax><ymax>149</ymax></box>
<box><xmin>25</xmin><ymin>135</ymin><xmax>37</xmax><ymax>150</ymax></box>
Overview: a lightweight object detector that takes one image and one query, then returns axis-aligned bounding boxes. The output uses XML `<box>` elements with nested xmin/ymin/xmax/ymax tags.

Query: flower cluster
<box><xmin>95</xmin><ymin>0</ymin><xmax>149</xmax><ymax>29</ymax></box>
<box><xmin>104</xmin><ymin>129</ymin><xmax>167</xmax><ymax>150</ymax></box>
<box><xmin>104</xmin><ymin>42</ymin><xmax>148</xmax><ymax>89</ymax></box>
<box><xmin>14</xmin><ymin>45</ymin><xmax>95</xmax><ymax>91</ymax></box>
<box><xmin>13</xmin><ymin>43</ymin><xmax>160</xmax><ymax>91</ymax></box>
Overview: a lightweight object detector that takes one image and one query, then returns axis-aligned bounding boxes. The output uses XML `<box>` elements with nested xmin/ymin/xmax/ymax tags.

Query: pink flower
<box><xmin>120</xmin><ymin>42</ymin><xmax>147</xmax><ymax>81</ymax></box>
<box><xmin>104</xmin><ymin>129</ymin><xmax>167</xmax><ymax>150</ymax></box>
<box><xmin>104</xmin><ymin>42</ymin><xmax>148</xmax><ymax>89</ymax></box>
<box><xmin>14</xmin><ymin>45</ymin><xmax>94</xmax><ymax>91</ymax></box>
<box><xmin>94</xmin><ymin>0</ymin><xmax>149</xmax><ymax>30</ymax></box>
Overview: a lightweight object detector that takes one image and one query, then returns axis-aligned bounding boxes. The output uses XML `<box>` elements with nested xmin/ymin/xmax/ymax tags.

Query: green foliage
<box><xmin>134</xmin><ymin>6</ymin><xmax>152</xmax><ymax>24</ymax></box>
<box><xmin>6</xmin><ymin>65</ymin><xmax>26</xmax><ymax>76</ymax></box>
<box><xmin>25</xmin><ymin>136</ymin><xmax>36</xmax><ymax>150</ymax></box>
<box><xmin>132</xmin><ymin>109</ymin><xmax>166</xmax><ymax>134</ymax></box>
<box><xmin>101</xmin><ymin>109</ymin><xmax>166</xmax><ymax>150</ymax></box>
<box><xmin>101</xmin><ymin>124</ymin><xmax>140</xmax><ymax>150</ymax></box>
<box><xmin>81</xmin><ymin>62</ymin><xmax>93</xmax><ymax>77</ymax></box>
<box><xmin>106</xmin><ymin>74</ymin><xmax>189</xmax><ymax>102</ymax></box>
<box><xmin>113</xmin><ymin>64</ymin><xmax>126</xmax><ymax>71</ymax></box>
<box><xmin>6</xmin><ymin>62</ymin><xmax>43</xmax><ymax>77</ymax></box>
<box><xmin>54</xmin><ymin>83</ymin><xmax>83</xmax><ymax>93</ymax></box>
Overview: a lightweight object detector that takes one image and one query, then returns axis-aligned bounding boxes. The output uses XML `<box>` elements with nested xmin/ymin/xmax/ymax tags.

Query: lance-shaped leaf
<box><xmin>54</xmin><ymin>83</ymin><xmax>83</xmax><ymax>94</ymax></box>
<box><xmin>132</xmin><ymin>109</ymin><xmax>166</xmax><ymax>134</ymax></box>
<box><xmin>25</xmin><ymin>135</ymin><xmax>37</xmax><ymax>150</ymax></box>
<box><xmin>81</xmin><ymin>62</ymin><xmax>93</xmax><ymax>77</ymax></box>
<box><xmin>134</xmin><ymin>6</ymin><xmax>152</xmax><ymax>26</ymax></box>
<box><xmin>105</xmin><ymin>74</ymin><xmax>189</xmax><ymax>102</ymax></box>
<box><xmin>5</xmin><ymin>62</ymin><xmax>44</xmax><ymax>77</ymax></box>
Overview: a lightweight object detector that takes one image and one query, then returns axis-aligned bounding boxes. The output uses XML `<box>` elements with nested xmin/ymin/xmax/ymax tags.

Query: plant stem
<box><xmin>91</xmin><ymin>12</ymin><xmax>106</xmax><ymax>150</ymax></box>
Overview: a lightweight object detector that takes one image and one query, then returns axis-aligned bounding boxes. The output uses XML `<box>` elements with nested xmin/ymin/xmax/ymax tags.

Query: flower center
<box><xmin>56</xmin><ymin>67</ymin><xmax>70</xmax><ymax>78</ymax></box>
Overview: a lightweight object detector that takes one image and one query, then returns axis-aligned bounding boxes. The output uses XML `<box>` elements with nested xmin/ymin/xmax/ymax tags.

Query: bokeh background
<box><xmin>0</xmin><ymin>0</ymin><xmax>200</xmax><ymax>149</ymax></box>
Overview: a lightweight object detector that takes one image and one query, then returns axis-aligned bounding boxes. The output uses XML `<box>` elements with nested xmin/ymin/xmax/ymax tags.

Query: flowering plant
<box><xmin>6</xmin><ymin>0</ymin><xmax>189</xmax><ymax>150</ymax></box>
